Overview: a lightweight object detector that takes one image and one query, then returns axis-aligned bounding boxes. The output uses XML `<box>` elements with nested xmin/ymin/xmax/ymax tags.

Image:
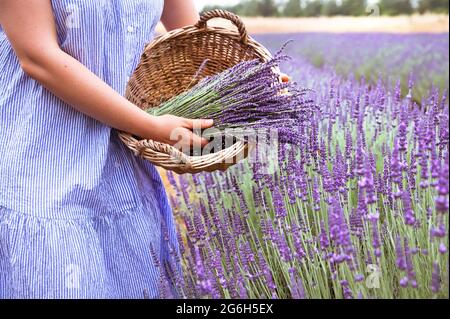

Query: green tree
<box><xmin>322</xmin><ymin>0</ymin><xmax>341</xmax><ymax>16</ymax></box>
<box><xmin>233</xmin><ymin>0</ymin><xmax>260</xmax><ymax>17</ymax></box>
<box><xmin>303</xmin><ymin>0</ymin><xmax>323</xmax><ymax>16</ymax></box>
<box><xmin>340</xmin><ymin>0</ymin><xmax>367</xmax><ymax>16</ymax></box>
<box><xmin>258</xmin><ymin>0</ymin><xmax>279</xmax><ymax>16</ymax></box>
<box><xmin>379</xmin><ymin>0</ymin><xmax>413</xmax><ymax>15</ymax></box>
<box><xmin>418</xmin><ymin>0</ymin><xmax>449</xmax><ymax>13</ymax></box>
<box><xmin>202</xmin><ymin>5</ymin><xmax>239</xmax><ymax>14</ymax></box>
<box><xmin>283</xmin><ymin>0</ymin><xmax>303</xmax><ymax>17</ymax></box>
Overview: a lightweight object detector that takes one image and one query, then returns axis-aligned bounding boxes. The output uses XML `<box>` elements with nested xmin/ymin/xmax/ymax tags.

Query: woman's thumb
<box><xmin>190</xmin><ymin>119</ymin><xmax>214</xmax><ymax>129</ymax></box>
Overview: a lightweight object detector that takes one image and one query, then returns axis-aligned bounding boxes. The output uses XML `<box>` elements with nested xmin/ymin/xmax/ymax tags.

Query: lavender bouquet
<box><xmin>147</xmin><ymin>53</ymin><xmax>314</xmax><ymax>144</ymax></box>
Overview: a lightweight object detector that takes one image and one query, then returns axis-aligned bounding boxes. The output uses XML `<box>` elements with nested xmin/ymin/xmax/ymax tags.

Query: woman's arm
<box><xmin>161</xmin><ymin>0</ymin><xmax>199</xmax><ymax>31</ymax></box>
<box><xmin>0</xmin><ymin>0</ymin><xmax>211</xmax><ymax>148</ymax></box>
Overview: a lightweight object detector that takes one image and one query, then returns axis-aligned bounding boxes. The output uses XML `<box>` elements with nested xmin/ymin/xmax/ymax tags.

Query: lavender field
<box><xmin>162</xmin><ymin>33</ymin><xmax>449</xmax><ymax>299</ymax></box>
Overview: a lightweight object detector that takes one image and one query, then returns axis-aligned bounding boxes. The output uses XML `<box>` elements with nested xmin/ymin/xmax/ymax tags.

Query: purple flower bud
<box><xmin>439</xmin><ymin>242</ymin><xmax>447</xmax><ymax>254</ymax></box>
<box><xmin>431</xmin><ymin>223</ymin><xmax>447</xmax><ymax>238</ymax></box>
<box><xmin>404</xmin><ymin>238</ymin><xmax>417</xmax><ymax>287</ymax></box>
<box><xmin>272</xmin><ymin>187</ymin><xmax>287</xmax><ymax>219</ymax></box>
<box><xmin>402</xmin><ymin>191</ymin><xmax>416</xmax><ymax>226</ymax></box>
<box><xmin>319</xmin><ymin>221</ymin><xmax>330</xmax><ymax>251</ymax></box>
<box><xmin>340</xmin><ymin>280</ymin><xmax>353</xmax><ymax>299</ymax></box>
<box><xmin>400</xmin><ymin>277</ymin><xmax>409</xmax><ymax>288</ymax></box>
<box><xmin>194</xmin><ymin>246</ymin><xmax>213</xmax><ymax>297</ymax></box>
<box><xmin>390</xmin><ymin>140</ymin><xmax>403</xmax><ymax>186</ymax></box>
<box><xmin>396</xmin><ymin>236</ymin><xmax>406</xmax><ymax>271</ymax></box>
<box><xmin>431</xmin><ymin>262</ymin><xmax>441</xmax><ymax>294</ymax></box>
<box><xmin>435</xmin><ymin>152</ymin><xmax>449</xmax><ymax>213</ymax></box>
<box><xmin>290</xmin><ymin>270</ymin><xmax>306</xmax><ymax>299</ymax></box>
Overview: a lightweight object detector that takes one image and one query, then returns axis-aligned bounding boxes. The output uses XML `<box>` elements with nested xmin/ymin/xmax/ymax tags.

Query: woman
<box><xmin>0</xmin><ymin>0</ymin><xmax>211</xmax><ymax>298</ymax></box>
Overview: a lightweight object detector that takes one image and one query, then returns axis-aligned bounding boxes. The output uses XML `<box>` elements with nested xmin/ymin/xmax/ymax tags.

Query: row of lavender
<box><xmin>255</xmin><ymin>33</ymin><xmax>449</xmax><ymax>104</ymax></box>
<box><xmin>162</xmin><ymin>34</ymin><xmax>449</xmax><ymax>299</ymax></box>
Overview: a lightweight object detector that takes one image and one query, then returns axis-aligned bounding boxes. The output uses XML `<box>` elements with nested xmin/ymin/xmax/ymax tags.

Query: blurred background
<box><xmin>157</xmin><ymin>0</ymin><xmax>449</xmax><ymax>33</ymax></box>
<box><xmin>197</xmin><ymin>0</ymin><xmax>449</xmax><ymax>17</ymax></box>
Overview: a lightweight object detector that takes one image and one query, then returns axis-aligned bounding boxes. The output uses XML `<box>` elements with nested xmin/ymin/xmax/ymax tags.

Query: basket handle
<box><xmin>195</xmin><ymin>10</ymin><xmax>249</xmax><ymax>45</ymax></box>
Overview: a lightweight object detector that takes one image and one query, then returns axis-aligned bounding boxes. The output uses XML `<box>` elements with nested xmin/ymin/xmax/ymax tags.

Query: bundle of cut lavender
<box><xmin>147</xmin><ymin>53</ymin><xmax>313</xmax><ymax>145</ymax></box>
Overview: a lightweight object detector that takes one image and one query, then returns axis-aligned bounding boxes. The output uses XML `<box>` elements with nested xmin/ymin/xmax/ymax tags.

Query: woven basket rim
<box><xmin>118</xmin><ymin>10</ymin><xmax>274</xmax><ymax>174</ymax></box>
<box><xmin>145</xmin><ymin>25</ymin><xmax>272</xmax><ymax>56</ymax></box>
<box><xmin>119</xmin><ymin>131</ymin><xmax>249</xmax><ymax>161</ymax></box>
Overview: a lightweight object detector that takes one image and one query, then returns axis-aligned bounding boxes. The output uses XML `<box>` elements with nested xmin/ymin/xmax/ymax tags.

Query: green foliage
<box><xmin>339</xmin><ymin>0</ymin><xmax>367</xmax><ymax>16</ymax></box>
<box><xmin>379</xmin><ymin>0</ymin><xmax>414</xmax><ymax>15</ymax></box>
<box><xmin>259</xmin><ymin>0</ymin><xmax>279</xmax><ymax>16</ymax></box>
<box><xmin>303</xmin><ymin>0</ymin><xmax>324</xmax><ymax>16</ymax></box>
<box><xmin>283</xmin><ymin>0</ymin><xmax>303</xmax><ymax>17</ymax></box>
<box><xmin>237</xmin><ymin>1</ymin><xmax>261</xmax><ymax>17</ymax></box>
<box><xmin>321</xmin><ymin>0</ymin><xmax>341</xmax><ymax>16</ymax></box>
<box><xmin>418</xmin><ymin>0</ymin><xmax>449</xmax><ymax>13</ymax></box>
<box><xmin>202</xmin><ymin>4</ymin><xmax>238</xmax><ymax>14</ymax></box>
<box><xmin>203</xmin><ymin>0</ymin><xmax>278</xmax><ymax>17</ymax></box>
<box><xmin>202</xmin><ymin>0</ymin><xmax>449</xmax><ymax>17</ymax></box>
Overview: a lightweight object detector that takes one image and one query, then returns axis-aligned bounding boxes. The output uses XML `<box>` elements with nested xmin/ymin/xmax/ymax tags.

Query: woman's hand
<box><xmin>146</xmin><ymin>115</ymin><xmax>214</xmax><ymax>150</ymax></box>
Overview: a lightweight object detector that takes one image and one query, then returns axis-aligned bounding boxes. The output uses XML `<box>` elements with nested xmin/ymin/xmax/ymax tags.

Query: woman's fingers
<box><xmin>181</xmin><ymin>119</ymin><xmax>213</xmax><ymax>147</ymax></box>
<box><xmin>171</xmin><ymin>130</ymin><xmax>208</xmax><ymax>150</ymax></box>
<box><xmin>187</xmin><ymin>130</ymin><xmax>210</xmax><ymax>147</ymax></box>
<box><xmin>185</xmin><ymin>118</ymin><xmax>214</xmax><ymax>129</ymax></box>
<box><xmin>153</xmin><ymin>115</ymin><xmax>212</xmax><ymax>149</ymax></box>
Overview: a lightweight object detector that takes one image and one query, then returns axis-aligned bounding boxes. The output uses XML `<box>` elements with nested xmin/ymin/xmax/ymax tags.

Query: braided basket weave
<box><xmin>119</xmin><ymin>10</ymin><xmax>273</xmax><ymax>174</ymax></box>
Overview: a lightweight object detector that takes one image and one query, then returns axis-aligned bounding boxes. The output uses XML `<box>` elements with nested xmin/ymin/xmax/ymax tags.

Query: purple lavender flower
<box><xmin>328</xmin><ymin>197</ymin><xmax>353</xmax><ymax>264</ymax></box>
<box><xmin>402</xmin><ymin>191</ymin><xmax>416</xmax><ymax>226</ymax></box>
<box><xmin>258</xmin><ymin>251</ymin><xmax>277</xmax><ymax>294</ymax></box>
<box><xmin>272</xmin><ymin>187</ymin><xmax>287</xmax><ymax>219</ymax></box>
<box><xmin>211</xmin><ymin>249</ymin><xmax>227</xmax><ymax>290</ymax></box>
<box><xmin>319</xmin><ymin>221</ymin><xmax>330</xmax><ymax>252</ymax></box>
<box><xmin>194</xmin><ymin>246</ymin><xmax>213</xmax><ymax>297</ymax></box>
<box><xmin>431</xmin><ymin>223</ymin><xmax>447</xmax><ymax>238</ymax></box>
<box><xmin>354</xmin><ymin>274</ymin><xmax>364</xmax><ymax>282</ymax></box>
<box><xmin>340</xmin><ymin>280</ymin><xmax>353</xmax><ymax>299</ymax></box>
<box><xmin>370</xmin><ymin>217</ymin><xmax>382</xmax><ymax>258</ymax></box>
<box><xmin>404</xmin><ymin>238</ymin><xmax>417</xmax><ymax>288</ymax></box>
<box><xmin>439</xmin><ymin>242</ymin><xmax>447</xmax><ymax>254</ymax></box>
<box><xmin>390</xmin><ymin>140</ymin><xmax>403</xmax><ymax>188</ymax></box>
<box><xmin>237</xmin><ymin>273</ymin><xmax>248</xmax><ymax>299</ymax></box>
<box><xmin>435</xmin><ymin>152</ymin><xmax>449</xmax><ymax>213</ymax></box>
<box><xmin>289</xmin><ymin>268</ymin><xmax>306</xmax><ymax>299</ymax></box>
<box><xmin>400</xmin><ymin>277</ymin><xmax>409</xmax><ymax>288</ymax></box>
<box><xmin>276</xmin><ymin>229</ymin><xmax>293</xmax><ymax>262</ymax></box>
<box><xmin>292</xmin><ymin>226</ymin><xmax>307</xmax><ymax>261</ymax></box>
<box><xmin>408</xmin><ymin>150</ymin><xmax>417</xmax><ymax>191</ymax></box>
<box><xmin>398</xmin><ymin>104</ymin><xmax>409</xmax><ymax>153</ymax></box>
<box><xmin>431</xmin><ymin>262</ymin><xmax>441</xmax><ymax>294</ymax></box>
<box><xmin>396</xmin><ymin>236</ymin><xmax>407</xmax><ymax>271</ymax></box>
<box><xmin>312</xmin><ymin>177</ymin><xmax>321</xmax><ymax>211</ymax></box>
<box><xmin>152</xmin><ymin>52</ymin><xmax>314</xmax><ymax>147</ymax></box>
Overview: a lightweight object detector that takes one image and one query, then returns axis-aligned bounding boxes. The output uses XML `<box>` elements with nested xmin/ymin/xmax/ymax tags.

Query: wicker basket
<box><xmin>119</xmin><ymin>10</ymin><xmax>273</xmax><ymax>174</ymax></box>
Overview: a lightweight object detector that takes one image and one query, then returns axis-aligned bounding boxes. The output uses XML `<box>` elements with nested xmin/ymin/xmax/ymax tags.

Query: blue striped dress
<box><xmin>0</xmin><ymin>0</ymin><xmax>180</xmax><ymax>298</ymax></box>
